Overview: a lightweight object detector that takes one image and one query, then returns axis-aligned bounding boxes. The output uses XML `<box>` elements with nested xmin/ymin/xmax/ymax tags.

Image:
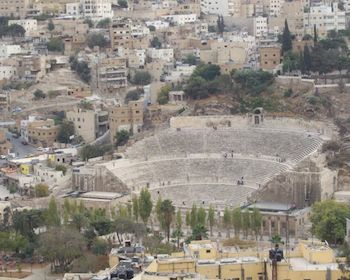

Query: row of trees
<box><xmin>184</xmin><ymin>62</ymin><xmax>274</xmax><ymax>100</ymax></box>
<box><xmin>0</xmin><ymin>17</ymin><xmax>25</xmax><ymax>37</ymax></box>
<box><xmin>69</xmin><ymin>56</ymin><xmax>91</xmax><ymax>83</ymax></box>
<box><xmin>282</xmin><ymin>20</ymin><xmax>350</xmax><ymax>75</ymax></box>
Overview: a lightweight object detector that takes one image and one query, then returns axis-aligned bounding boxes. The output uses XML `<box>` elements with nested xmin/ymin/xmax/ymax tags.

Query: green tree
<box><xmin>310</xmin><ymin>200</ymin><xmax>350</xmax><ymax>244</ymax></box>
<box><xmin>38</xmin><ymin>227</ymin><xmax>85</xmax><ymax>272</ymax></box>
<box><xmin>208</xmin><ymin>205</ymin><xmax>215</xmax><ymax>236</ymax></box>
<box><xmin>115</xmin><ymin>129</ymin><xmax>129</xmax><ymax>147</ymax></box>
<box><xmin>282</xmin><ymin>19</ymin><xmax>292</xmax><ymax>53</ymax></box>
<box><xmin>232</xmin><ymin>69</ymin><xmax>274</xmax><ymax>96</ymax></box>
<box><xmin>139</xmin><ymin>188</ymin><xmax>153</xmax><ymax>225</ymax></box>
<box><xmin>192</xmin><ymin>63</ymin><xmax>221</xmax><ymax>81</ymax></box>
<box><xmin>83</xmin><ymin>18</ymin><xmax>94</xmax><ymax>28</ymax></box>
<box><xmin>118</xmin><ymin>0</ymin><xmax>128</xmax><ymax>8</ymax></box>
<box><xmin>217</xmin><ymin>15</ymin><xmax>225</xmax><ymax>34</ymax></box>
<box><xmin>313</xmin><ymin>24</ymin><xmax>318</xmax><ymax>44</ymax></box>
<box><xmin>71</xmin><ymin>213</ymin><xmax>88</xmax><ymax>232</ymax></box>
<box><xmin>133</xmin><ymin>71</ymin><xmax>152</xmax><ymax>85</ymax></box>
<box><xmin>176</xmin><ymin>210</ymin><xmax>182</xmax><ymax>230</ymax></box>
<box><xmin>70</xmin><ymin>57</ymin><xmax>91</xmax><ymax>83</ymax></box>
<box><xmin>125</xmin><ymin>88</ymin><xmax>143</xmax><ymax>103</ymax></box>
<box><xmin>33</xmin><ymin>89</ymin><xmax>46</xmax><ymax>100</ymax></box>
<box><xmin>159</xmin><ymin>199</ymin><xmax>175</xmax><ymax>241</ymax></box>
<box><xmin>34</xmin><ymin>183</ymin><xmax>49</xmax><ymax>197</ymax></box>
<box><xmin>55</xmin><ymin>164</ymin><xmax>67</xmax><ymax>175</ymax></box>
<box><xmin>191</xmin><ymin>224</ymin><xmax>208</xmax><ymax>241</ymax></box>
<box><xmin>223</xmin><ymin>207</ymin><xmax>232</xmax><ymax>238</ymax></box>
<box><xmin>91</xmin><ymin>238</ymin><xmax>110</xmax><ymax>255</ymax></box>
<box><xmin>96</xmin><ymin>18</ymin><xmax>111</xmax><ymax>28</ymax></box>
<box><xmin>45</xmin><ymin>196</ymin><xmax>60</xmax><ymax>227</ymax></box>
<box><xmin>48</xmin><ymin>20</ymin><xmax>55</xmax><ymax>31</ymax></box>
<box><xmin>242</xmin><ymin>210</ymin><xmax>250</xmax><ymax>239</ymax></box>
<box><xmin>86</xmin><ymin>32</ymin><xmax>108</xmax><ymax>49</ymax></box>
<box><xmin>12</xmin><ymin>209</ymin><xmax>45</xmax><ymax>242</ymax></box>
<box><xmin>58</xmin><ymin>121</ymin><xmax>75</xmax><ymax>144</ymax></box>
<box><xmin>232</xmin><ymin>208</ymin><xmax>242</xmax><ymax>237</ymax></box>
<box><xmin>150</xmin><ymin>36</ymin><xmax>161</xmax><ymax>48</ymax></box>
<box><xmin>157</xmin><ymin>85</ymin><xmax>171</xmax><ymax>105</ymax></box>
<box><xmin>190</xmin><ymin>204</ymin><xmax>197</xmax><ymax>230</ymax></box>
<box><xmin>47</xmin><ymin>37</ymin><xmax>64</xmax><ymax>52</ymax></box>
<box><xmin>132</xmin><ymin>196</ymin><xmax>139</xmax><ymax>221</ymax></box>
<box><xmin>6</xmin><ymin>24</ymin><xmax>25</xmax><ymax>37</ymax></box>
<box><xmin>250</xmin><ymin>208</ymin><xmax>262</xmax><ymax>240</ymax></box>
<box><xmin>303</xmin><ymin>45</ymin><xmax>312</xmax><ymax>73</ymax></box>
<box><xmin>183</xmin><ymin>54</ymin><xmax>198</xmax><ymax>65</ymax></box>
<box><xmin>283</xmin><ymin>51</ymin><xmax>299</xmax><ymax>73</ymax></box>
<box><xmin>197</xmin><ymin>207</ymin><xmax>206</xmax><ymax>226</ymax></box>
<box><xmin>156</xmin><ymin>196</ymin><xmax>164</xmax><ymax>229</ymax></box>
<box><xmin>185</xmin><ymin>76</ymin><xmax>208</xmax><ymax>99</ymax></box>
<box><xmin>185</xmin><ymin>210</ymin><xmax>191</xmax><ymax>227</ymax></box>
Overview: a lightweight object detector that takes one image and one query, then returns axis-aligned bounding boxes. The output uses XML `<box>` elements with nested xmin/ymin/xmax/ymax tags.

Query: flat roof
<box><xmin>10</xmin><ymin>154</ymin><xmax>47</xmax><ymax>164</ymax></box>
<box><xmin>80</xmin><ymin>191</ymin><xmax>123</xmax><ymax>200</ymax></box>
<box><xmin>247</xmin><ymin>202</ymin><xmax>294</xmax><ymax>212</ymax></box>
<box><xmin>289</xmin><ymin>258</ymin><xmax>338</xmax><ymax>271</ymax></box>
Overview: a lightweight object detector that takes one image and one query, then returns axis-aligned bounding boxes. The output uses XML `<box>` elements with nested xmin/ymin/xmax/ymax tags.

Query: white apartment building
<box><xmin>67</xmin><ymin>0</ymin><xmax>112</xmax><ymax>19</ymax></box>
<box><xmin>253</xmin><ymin>16</ymin><xmax>268</xmax><ymax>37</ymax></box>
<box><xmin>145</xmin><ymin>20</ymin><xmax>170</xmax><ymax>30</ymax></box>
<box><xmin>147</xmin><ymin>48</ymin><xmax>174</xmax><ymax>63</ymax></box>
<box><xmin>303</xmin><ymin>3</ymin><xmax>345</xmax><ymax>37</ymax></box>
<box><xmin>0</xmin><ymin>44</ymin><xmax>23</xmax><ymax>58</ymax></box>
<box><xmin>228</xmin><ymin>0</ymin><xmax>241</xmax><ymax>16</ymax></box>
<box><xmin>82</xmin><ymin>0</ymin><xmax>113</xmax><ymax>18</ymax></box>
<box><xmin>0</xmin><ymin>66</ymin><xmax>16</xmax><ymax>81</ymax></box>
<box><xmin>270</xmin><ymin>0</ymin><xmax>284</xmax><ymax>16</ymax></box>
<box><xmin>131</xmin><ymin>24</ymin><xmax>150</xmax><ymax>37</ymax></box>
<box><xmin>200</xmin><ymin>0</ymin><xmax>229</xmax><ymax>16</ymax></box>
<box><xmin>161</xmin><ymin>14</ymin><xmax>197</xmax><ymax>25</ymax></box>
<box><xmin>66</xmin><ymin>2</ymin><xmax>81</xmax><ymax>16</ymax></box>
<box><xmin>8</xmin><ymin>19</ymin><xmax>37</xmax><ymax>36</ymax></box>
<box><xmin>164</xmin><ymin>64</ymin><xmax>196</xmax><ymax>82</ymax></box>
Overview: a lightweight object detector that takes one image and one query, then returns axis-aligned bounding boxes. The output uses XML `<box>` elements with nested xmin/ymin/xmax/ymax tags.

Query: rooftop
<box><xmin>289</xmin><ymin>257</ymin><xmax>338</xmax><ymax>271</ymax></box>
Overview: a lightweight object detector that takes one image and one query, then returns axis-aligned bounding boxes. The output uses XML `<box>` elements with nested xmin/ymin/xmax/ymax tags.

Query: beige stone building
<box><xmin>108</xmin><ymin>101</ymin><xmax>143</xmax><ymax>142</ymax></box>
<box><xmin>110</xmin><ymin>19</ymin><xmax>133</xmax><ymax>50</ymax></box>
<box><xmin>66</xmin><ymin>106</ymin><xmax>109</xmax><ymax>143</ymax></box>
<box><xmin>95</xmin><ymin>57</ymin><xmax>128</xmax><ymax>96</ymax></box>
<box><xmin>16</xmin><ymin>55</ymin><xmax>46</xmax><ymax>82</ymax></box>
<box><xmin>0</xmin><ymin>0</ymin><xmax>29</xmax><ymax>18</ymax></box>
<box><xmin>0</xmin><ymin>128</ymin><xmax>11</xmax><ymax>156</ymax></box>
<box><xmin>259</xmin><ymin>46</ymin><xmax>281</xmax><ymax>71</ymax></box>
<box><xmin>27</xmin><ymin>119</ymin><xmax>59</xmax><ymax>147</ymax></box>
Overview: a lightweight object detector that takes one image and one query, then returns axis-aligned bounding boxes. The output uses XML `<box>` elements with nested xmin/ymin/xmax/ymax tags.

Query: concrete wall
<box><xmin>170</xmin><ymin>115</ymin><xmax>334</xmax><ymax>138</ymax></box>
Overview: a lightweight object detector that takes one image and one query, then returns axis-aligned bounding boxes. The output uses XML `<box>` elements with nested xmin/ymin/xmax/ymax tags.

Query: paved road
<box><xmin>6</xmin><ymin>132</ymin><xmax>36</xmax><ymax>158</ymax></box>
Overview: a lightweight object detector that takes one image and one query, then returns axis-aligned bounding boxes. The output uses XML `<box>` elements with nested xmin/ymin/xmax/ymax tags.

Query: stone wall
<box><xmin>72</xmin><ymin>165</ymin><xmax>129</xmax><ymax>194</ymax></box>
<box><xmin>251</xmin><ymin>158</ymin><xmax>337</xmax><ymax>208</ymax></box>
<box><xmin>170</xmin><ymin>115</ymin><xmax>334</xmax><ymax>138</ymax></box>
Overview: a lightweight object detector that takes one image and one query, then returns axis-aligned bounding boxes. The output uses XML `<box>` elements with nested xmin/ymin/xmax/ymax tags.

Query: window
<box><xmin>206</xmin><ymin>249</ymin><xmax>211</xmax><ymax>253</ymax></box>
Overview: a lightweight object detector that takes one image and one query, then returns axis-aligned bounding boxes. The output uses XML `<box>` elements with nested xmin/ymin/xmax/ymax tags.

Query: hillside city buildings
<box><xmin>0</xmin><ymin>0</ymin><xmax>349</xmax><ymax>279</ymax></box>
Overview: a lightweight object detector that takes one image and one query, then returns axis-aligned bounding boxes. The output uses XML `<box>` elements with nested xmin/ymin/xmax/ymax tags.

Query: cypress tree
<box><xmin>303</xmin><ymin>45</ymin><xmax>312</xmax><ymax>73</ymax></box>
<box><xmin>282</xmin><ymin>19</ymin><xmax>292</xmax><ymax>53</ymax></box>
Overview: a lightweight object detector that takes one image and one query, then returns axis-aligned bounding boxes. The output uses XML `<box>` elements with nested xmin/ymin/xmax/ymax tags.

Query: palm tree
<box><xmin>160</xmin><ymin>199</ymin><xmax>175</xmax><ymax>241</ymax></box>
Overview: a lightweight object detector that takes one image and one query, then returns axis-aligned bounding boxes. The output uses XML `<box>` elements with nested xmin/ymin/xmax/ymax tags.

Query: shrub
<box><xmin>115</xmin><ymin>130</ymin><xmax>129</xmax><ymax>147</ymax></box>
<box><xmin>283</xmin><ymin>88</ymin><xmax>293</xmax><ymax>98</ymax></box>
<box><xmin>35</xmin><ymin>183</ymin><xmax>49</xmax><ymax>197</ymax></box>
<box><xmin>55</xmin><ymin>164</ymin><xmax>67</xmax><ymax>175</ymax></box>
<box><xmin>33</xmin><ymin>89</ymin><xmax>46</xmax><ymax>100</ymax></box>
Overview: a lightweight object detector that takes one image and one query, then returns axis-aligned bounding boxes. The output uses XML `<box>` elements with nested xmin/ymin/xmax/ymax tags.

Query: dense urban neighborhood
<box><xmin>1</xmin><ymin>0</ymin><xmax>350</xmax><ymax>279</ymax></box>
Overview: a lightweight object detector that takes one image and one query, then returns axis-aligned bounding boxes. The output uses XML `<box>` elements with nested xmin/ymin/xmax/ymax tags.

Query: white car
<box><xmin>0</xmin><ymin>155</ymin><xmax>6</xmax><ymax>159</ymax></box>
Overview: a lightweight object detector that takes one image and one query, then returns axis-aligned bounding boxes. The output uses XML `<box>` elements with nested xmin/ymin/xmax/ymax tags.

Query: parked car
<box><xmin>21</xmin><ymin>141</ymin><xmax>28</xmax><ymax>145</ymax></box>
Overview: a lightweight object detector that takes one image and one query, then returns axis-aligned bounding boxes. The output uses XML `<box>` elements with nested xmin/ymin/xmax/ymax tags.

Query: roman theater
<box><xmin>90</xmin><ymin>109</ymin><xmax>337</xmax><ymax>210</ymax></box>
